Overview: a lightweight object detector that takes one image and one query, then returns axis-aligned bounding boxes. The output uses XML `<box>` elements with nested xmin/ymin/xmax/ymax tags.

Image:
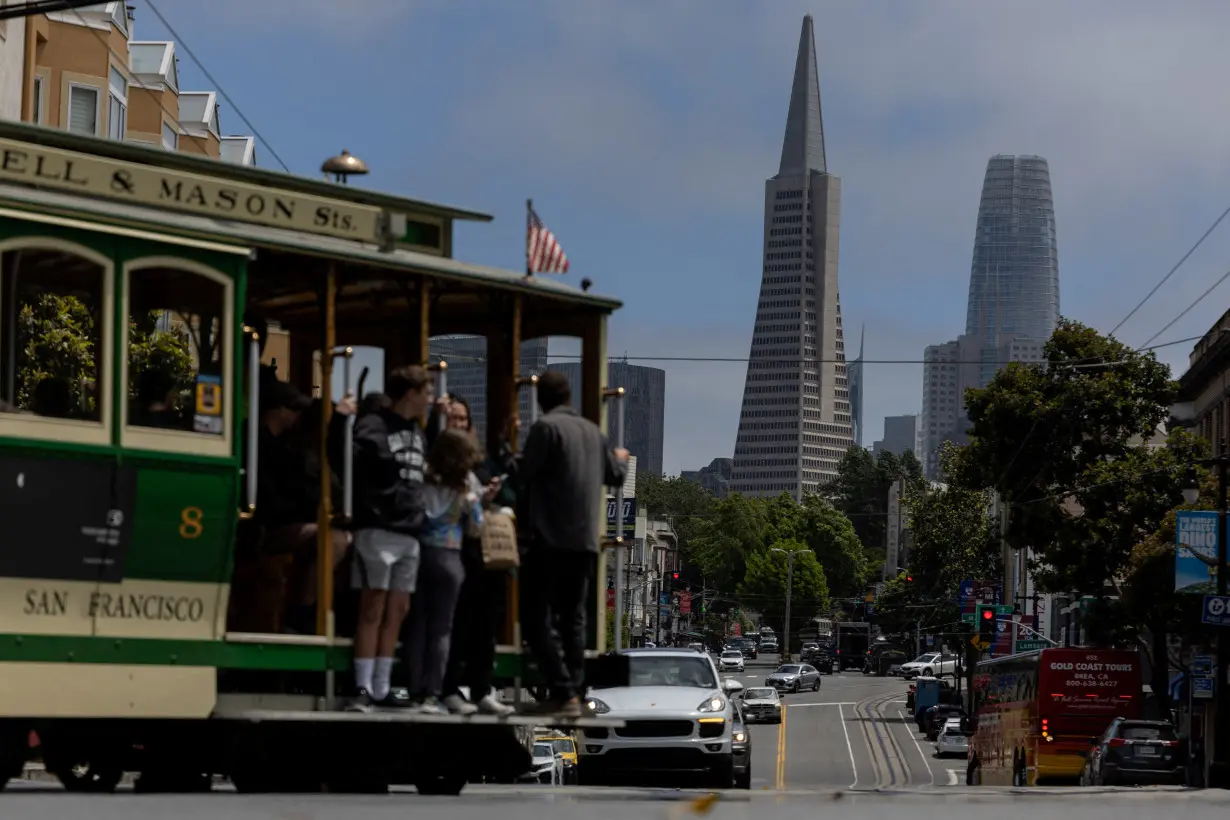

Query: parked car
<box><xmin>731</xmin><ymin>700</ymin><xmax>752</xmax><ymax>790</ymax></box>
<box><xmin>577</xmin><ymin>648</ymin><xmax>743</xmax><ymax>788</ymax></box>
<box><xmin>934</xmin><ymin>719</ymin><xmax>968</xmax><ymax>758</ymax></box>
<box><xmin>740</xmin><ymin>687</ymin><xmax>783</xmax><ymax>724</ymax></box>
<box><xmin>765</xmin><ymin>663</ymin><xmax>821</xmax><ymax>694</ymax></box>
<box><xmin>1081</xmin><ymin>719</ymin><xmax>1186</xmax><ymax>786</ymax></box>
<box><xmin>719</xmin><ymin>649</ymin><xmax>746</xmax><ymax>673</ymax></box>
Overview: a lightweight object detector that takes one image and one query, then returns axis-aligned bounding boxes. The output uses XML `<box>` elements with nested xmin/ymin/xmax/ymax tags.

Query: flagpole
<box><xmin>525</xmin><ymin>198</ymin><xmax>533</xmax><ymax>277</ymax></box>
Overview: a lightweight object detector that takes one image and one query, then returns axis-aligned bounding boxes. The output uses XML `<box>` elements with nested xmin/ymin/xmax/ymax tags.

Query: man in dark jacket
<box><xmin>347</xmin><ymin>365</ymin><xmax>433</xmax><ymax>711</ymax></box>
<box><xmin>517</xmin><ymin>370</ymin><xmax>628</xmax><ymax>716</ymax></box>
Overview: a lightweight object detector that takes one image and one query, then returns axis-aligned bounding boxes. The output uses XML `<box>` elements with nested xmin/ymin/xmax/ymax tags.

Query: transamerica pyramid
<box><xmin>729</xmin><ymin>14</ymin><xmax>852</xmax><ymax>500</ymax></box>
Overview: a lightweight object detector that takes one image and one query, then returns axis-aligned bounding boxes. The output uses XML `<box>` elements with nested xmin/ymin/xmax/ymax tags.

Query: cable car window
<box><xmin>0</xmin><ymin>244</ymin><xmax>111</xmax><ymax>440</ymax></box>
<box><xmin>124</xmin><ymin>261</ymin><xmax>231</xmax><ymax>448</ymax></box>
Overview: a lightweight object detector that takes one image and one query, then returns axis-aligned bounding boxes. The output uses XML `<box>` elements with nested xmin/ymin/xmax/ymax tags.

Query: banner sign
<box><xmin>1176</xmin><ymin>510</ymin><xmax>1219</xmax><ymax>593</ymax></box>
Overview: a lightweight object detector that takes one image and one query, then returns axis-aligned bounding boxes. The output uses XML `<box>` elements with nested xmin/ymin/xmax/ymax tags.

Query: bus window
<box><xmin>121</xmin><ymin>260</ymin><xmax>232</xmax><ymax>457</ymax></box>
<box><xmin>0</xmin><ymin>243</ymin><xmax>113</xmax><ymax>445</ymax></box>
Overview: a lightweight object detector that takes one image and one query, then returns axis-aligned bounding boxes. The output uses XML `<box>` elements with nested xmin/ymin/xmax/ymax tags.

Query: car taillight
<box><xmin>1108</xmin><ymin>738</ymin><xmax>1128</xmax><ymax>747</ymax></box>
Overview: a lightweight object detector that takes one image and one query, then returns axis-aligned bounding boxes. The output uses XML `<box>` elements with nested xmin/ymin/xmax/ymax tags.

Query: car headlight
<box><xmin>697</xmin><ymin>695</ymin><xmax>726</xmax><ymax>713</ymax></box>
<box><xmin>585</xmin><ymin>697</ymin><xmax>610</xmax><ymax>714</ymax></box>
<box><xmin>733</xmin><ymin>731</ymin><xmax>746</xmax><ymax>742</ymax></box>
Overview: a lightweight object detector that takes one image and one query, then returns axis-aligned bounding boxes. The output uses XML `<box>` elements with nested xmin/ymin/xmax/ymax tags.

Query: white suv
<box><xmin>578</xmin><ymin>648</ymin><xmax>742</xmax><ymax>788</ymax></box>
<box><xmin>900</xmin><ymin>652</ymin><xmax>957</xmax><ymax>678</ymax></box>
<box><xmin>718</xmin><ymin>649</ymin><xmax>746</xmax><ymax>672</ymax></box>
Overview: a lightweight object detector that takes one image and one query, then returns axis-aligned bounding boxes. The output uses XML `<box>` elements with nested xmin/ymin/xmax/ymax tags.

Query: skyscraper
<box><xmin>546</xmin><ymin>360</ymin><xmax>666</xmax><ymax>477</ymax></box>
<box><xmin>965</xmin><ymin>154</ymin><xmax>1059</xmax><ymax>387</ymax></box>
<box><xmin>848</xmin><ymin>324</ymin><xmax>865</xmax><ymax>447</ymax></box>
<box><xmin>730</xmin><ymin>15</ymin><xmax>852</xmax><ymax>500</ymax></box>
<box><xmin>919</xmin><ymin>155</ymin><xmax>1060</xmax><ymax>479</ymax></box>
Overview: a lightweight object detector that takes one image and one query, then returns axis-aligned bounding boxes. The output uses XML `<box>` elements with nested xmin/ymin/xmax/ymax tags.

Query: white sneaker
<box><xmin>475</xmin><ymin>694</ymin><xmax>514</xmax><ymax>716</ymax></box>
<box><xmin>443</xmin><ymin>694</ymin><xmax>478</xmax><ymax>715</ymax></box>
<box><xmin>415</xmin><ymin>696</ymin><xmax>445</xmax><ymax>715</ymax></box>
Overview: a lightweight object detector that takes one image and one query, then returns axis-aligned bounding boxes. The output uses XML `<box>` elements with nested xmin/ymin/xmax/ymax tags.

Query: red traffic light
<box><xmin>981</xmin><ymin>608</ymin><xmax>994</xmax><ymax>620</ymax></box>
<box><xmin>672</xmin><ymin>572</ymin><xmax>679</xmax><ymax>580</ymax></box>
<box><xmin>905</xmin><ymin>575</ymin><xmax>913</xmax><ymax>582</ymax></box>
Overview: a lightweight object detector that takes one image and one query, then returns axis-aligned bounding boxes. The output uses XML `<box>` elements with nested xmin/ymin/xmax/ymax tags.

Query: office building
<box><xmin>920</xmin><ymin>155</ymin><xmax>1060</xmax><ymax>478</ymax></box>
<box><xmin>872</xmin><ymin>414</ymin><xmax>917</xmax><ymax>459</ymax></box>
<box><xmin>848</xmin><ymin>325</ymin><xmax>865</xmax><ymax>447</ymax></box>
<box><xmin>429</xmin><ymin>335</ymin><xmax>549</xmax><ymax>447</ymax></box>
<box><xmin>730</xmin><ymin>15</ymin><xmax>852</xmax><ymax>500</ymax></box>
<box><xmin>547</xmin><ymin>360</ymin><xmax>665</xmax><ymax>477</ymax></box>
<box><xmin>681</xmin><ymin>457</ymin><xmax>732</xmax><ymax>499</ymax></box>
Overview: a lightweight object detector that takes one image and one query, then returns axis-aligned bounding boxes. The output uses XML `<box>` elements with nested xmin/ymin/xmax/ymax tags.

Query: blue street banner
<box><xmin>1175</xmin><ymin>510</ymin><xmax>1220</xmax><ymax>594</ymax></box>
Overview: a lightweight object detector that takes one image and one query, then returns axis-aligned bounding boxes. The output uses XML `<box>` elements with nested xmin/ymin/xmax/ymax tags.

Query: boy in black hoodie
<box><xmin>346</xmin><ymin>365</ymin><xmax>433</xmax><ymax>711</ymax></box>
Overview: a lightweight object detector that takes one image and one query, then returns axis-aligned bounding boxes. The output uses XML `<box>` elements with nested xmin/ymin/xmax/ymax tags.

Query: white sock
<box><xmin>354</xmin><ymin>657</ymin><xmax>374</xmax><ymax>693</ymax></box>
<box><xmin>372</xmin><ymin>657</ymin><xmax>395</xmax><ymax>701</ymax></box>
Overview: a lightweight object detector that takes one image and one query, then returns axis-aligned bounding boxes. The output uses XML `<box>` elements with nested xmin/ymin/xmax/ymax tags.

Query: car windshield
<box><xmin>722</xmin><ymin>651</ymin><xmax>742</xmax><ymax>658</ymax></box>
<box><xmin>628</xmin><ymin>655</ymin><xmax>718</xmax><ymax>688</ymax></box>
<box><xmin>776</xmin><ymin>665</ymin><xmax>801</xmax><ymax>674</ymax></box>
<box><xmin>913</xmin><ymin>654</ymin><xmax>938</xmax><ymax>664</ymax></box>
<box><xmin>745</xmin><ymin>688</ymin><xmax>777</xmax><ymax>699</ymax></box>
<box><xmin>549</xmin><ymin>739</ymin><xmax>574</xmax><ymax>753</ymax></box>
<box><xmin>532</xmin><ymin>744</ymin><xmax>552</xmax><ymax>758</ymax></box>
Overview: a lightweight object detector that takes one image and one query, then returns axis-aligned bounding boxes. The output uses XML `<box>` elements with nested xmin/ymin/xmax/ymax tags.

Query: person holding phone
<box><xmin>435</xmin><ymin>395</ymin><xmax>517</xmax><ymax>715</ymax></box>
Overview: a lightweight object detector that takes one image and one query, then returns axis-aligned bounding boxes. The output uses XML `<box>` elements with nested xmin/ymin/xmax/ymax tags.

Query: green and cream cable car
<box><xmin>0</xmin><ymin>121</ymin><xmax>623</xmax><ymax>794</ymax></box>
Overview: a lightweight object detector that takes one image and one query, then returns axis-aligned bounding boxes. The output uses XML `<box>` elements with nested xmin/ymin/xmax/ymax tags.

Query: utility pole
<box><xmin>772</xmin><ymin>547</ymin><xmax>796</xmax><ymax>662</ymax></box>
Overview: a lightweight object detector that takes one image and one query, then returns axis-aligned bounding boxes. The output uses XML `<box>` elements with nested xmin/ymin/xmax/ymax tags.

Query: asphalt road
<box><xmin>740</xmin><ymin>662</ymin><xmax>942</xmax><ymax>790</ymax></box>
<box><xmin>8</xmin><ymin>662</ymin><xmax>1225</xmax><ymax>817</ymax></box>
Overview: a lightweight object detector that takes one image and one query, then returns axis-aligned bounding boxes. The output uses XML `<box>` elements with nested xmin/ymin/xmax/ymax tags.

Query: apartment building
<box><xmin>22</xmin><ymin>2</ymin><xmax>255</xmax><ymax>164</ymax></box>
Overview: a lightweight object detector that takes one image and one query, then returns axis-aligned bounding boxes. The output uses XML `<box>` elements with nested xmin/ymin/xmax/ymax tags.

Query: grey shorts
<box><xmin>351</xmin><ymin>529</ymin><xmax>420</xmax><ymax>593</ymax></box>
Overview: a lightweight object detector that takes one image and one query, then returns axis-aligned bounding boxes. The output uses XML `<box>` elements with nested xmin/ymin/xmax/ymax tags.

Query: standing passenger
<box><xmin>517</xmin><ymin>371</ymin><xmax>628</xmax><ymax>716</ymax></box>
<box><xmin>405</xmin><ymin>428</ymin><xmax>483</xmax><ymax>713</ymax></box>
<box><xmin>346</xmin><ymin>366</ymin><xmax>432</xmax><ymax>712</ymax></box>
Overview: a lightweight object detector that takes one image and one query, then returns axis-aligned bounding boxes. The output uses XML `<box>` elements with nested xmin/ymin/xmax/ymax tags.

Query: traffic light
<box><xmin>977</xmin><ymin>605</ymin><xmax>996</xmax><ymax>639</ymax></box>
<box><xmin>672</xmin><ymin>572</ymin><xmax>679</xmax><ymax>580</ymax></box>
<box><xmin>905</xmin><ymin>574</ymin><xmax>913</xmax><ymax>583</ymax></box>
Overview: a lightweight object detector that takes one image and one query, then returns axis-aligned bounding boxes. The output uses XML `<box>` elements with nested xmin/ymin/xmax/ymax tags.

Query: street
<box><xmin>742</xmin><ymin>663</ymin><xmax>952</xmax><ymax>789</ymax></box>
<box><xmin>6</xmin><ymin>665</ymin><xmax>1225</xmax><ymax>818</ymax></box>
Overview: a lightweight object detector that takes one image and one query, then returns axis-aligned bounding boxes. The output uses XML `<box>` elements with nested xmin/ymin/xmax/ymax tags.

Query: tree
<box><xmin>738</xmin><ymin>538</ymin><xmax>829</xmax><ymax>639</ymax></box>
<box><xmin>15</xmin><ymin>294</ymin><xmax>192</xmax><ymax>417</ymax></box>
<box><xmin>893</xmin><ymin>442</ymin><xmax>1002</xmax><ymax>629</ymax></box>
<box><xmin>686</xmin><ymin>494</ymin><xmax>773</xmax><ymax>597</ymax></box>
<box><xmin>822</xmin><ymin>445</ymin><xmax>926</xmax><ymax>559</ymax></box>
<box><xmin>957</xmin><ymin>319</ymin><xmax>1204</xmax><ymax>684</ymax></box>
<box><xmin>794</xmin><ymin>496</ymin><xmax>869</xmax><ymax>599</ymax></box>
<box><xmin>635</xmin><ymin>473</ymin><xmax>715</xmax><ymax>556</ymax></box>
<box><xmin>16</xmin><ymin>292</ymin><xmax>97</xmax><ymax>413</ymax></box>
<box><xmin>959</xmin><ymin>320</ymin><xmax>1197</xmax><ymax>598</ymax></box>
<box><xmin>128</xmin><ymin>311</ymin><xmax>195</xmax><ymax>405</ymax></box>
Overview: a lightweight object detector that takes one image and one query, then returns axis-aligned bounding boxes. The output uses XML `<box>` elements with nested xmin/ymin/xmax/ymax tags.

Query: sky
<box><xmin>136</xmin><ymin>0</ymin><xmax>1230</xmax><ymax>474</ymax></box>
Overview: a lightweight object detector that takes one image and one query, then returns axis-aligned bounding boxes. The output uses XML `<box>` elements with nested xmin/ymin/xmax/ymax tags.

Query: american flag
<box><xmin>526</xmin><ymin>203</ymin><xmax>570</xmax><ymax>275</ymax></box>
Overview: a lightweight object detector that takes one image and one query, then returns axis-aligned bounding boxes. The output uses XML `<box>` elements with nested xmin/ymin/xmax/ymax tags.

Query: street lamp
<box><xmin>1181</xmin><ymin>452</ymin><xmax>1229</xmax><ymax>789</ymax></box>
<box><xmin>771</xmin><ymin>548</ymin><xmax>796</xmax><ymax>662</ymax></box>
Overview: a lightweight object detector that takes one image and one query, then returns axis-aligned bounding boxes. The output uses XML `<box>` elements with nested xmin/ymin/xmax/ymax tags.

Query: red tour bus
<box><xmin>967</xmin><ymin>647</ymin><xmax>1141</xmax><ymax>786</ymax></box>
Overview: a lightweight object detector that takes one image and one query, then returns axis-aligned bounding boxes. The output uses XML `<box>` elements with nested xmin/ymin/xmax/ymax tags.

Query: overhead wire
<box><xmin>1109</xmin><ymin>203</ymin><xmax>1230</xmax><ymax>337</ymax></box>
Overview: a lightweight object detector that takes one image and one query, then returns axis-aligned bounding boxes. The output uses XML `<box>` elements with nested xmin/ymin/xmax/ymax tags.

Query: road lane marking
<box><xmin>775</xmin><ymin>693</ymin><xmax>788</xmax><ymax>790</ymax></box>
<box><xmin>947</xmin><ymin>768</ymin><xmax>959</xmax><ymax>786</ymax></box>
<box><xmin>839</xmin><ymin>703</ymin><xmax>858</xmax><ymax>790</ymax></box>
<box><xmin>898</xmin><ymin>709</ymin><xmax>937</xmax><ymax>786</ymax></box>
